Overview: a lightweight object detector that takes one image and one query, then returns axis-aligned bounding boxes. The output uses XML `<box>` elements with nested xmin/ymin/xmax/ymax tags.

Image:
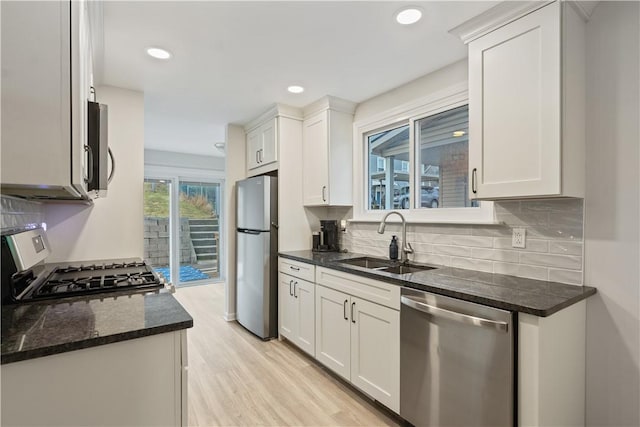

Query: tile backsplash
<box><xmin>0</xmin><ymin>196</ymin><xmax>45</xmax><ymax>233</ymax></box>
<box><xmin>341</xmin><ymin>199</ymin><xmax>584</xmax><ymax>285</ymax></box>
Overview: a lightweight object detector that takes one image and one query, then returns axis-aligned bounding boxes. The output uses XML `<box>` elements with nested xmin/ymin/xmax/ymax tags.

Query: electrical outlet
<box><xmin>512</xmin><ymin>228</ymin><xmax>526</xmax><ymax>248</ymax></box>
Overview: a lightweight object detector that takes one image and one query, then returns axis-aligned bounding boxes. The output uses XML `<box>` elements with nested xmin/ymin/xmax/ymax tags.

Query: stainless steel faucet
<box><xmin>377</xmin><ymin>211</ymin><xmax>413</xmax><ymax>263</ymax></box>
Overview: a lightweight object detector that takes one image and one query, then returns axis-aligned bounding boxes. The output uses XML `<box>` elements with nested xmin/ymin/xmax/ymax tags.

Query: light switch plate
<box><xmin>512</xmin><ymin>228</ymin><xmax>526</xmax><ymax>248</ymax></box>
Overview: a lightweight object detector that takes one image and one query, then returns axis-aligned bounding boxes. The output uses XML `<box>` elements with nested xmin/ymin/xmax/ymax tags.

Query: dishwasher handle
<box><xmin>401</xmin><ymin>295</ymin><xmax>509</xmax><ymax>333</ymax></box>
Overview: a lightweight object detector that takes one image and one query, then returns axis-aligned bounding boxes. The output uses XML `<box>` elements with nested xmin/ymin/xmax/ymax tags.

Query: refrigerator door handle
<box><xmin>238</xmin><ymin>229</ymin><xmax>261</xmax><ymax>235</ymax></box>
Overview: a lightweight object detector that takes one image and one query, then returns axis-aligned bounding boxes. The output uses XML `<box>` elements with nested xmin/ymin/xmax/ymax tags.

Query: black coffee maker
<box><xmin>313</xmin><ymin>220</ymin><xmax>339</xmax><ymax>252</ymax></box>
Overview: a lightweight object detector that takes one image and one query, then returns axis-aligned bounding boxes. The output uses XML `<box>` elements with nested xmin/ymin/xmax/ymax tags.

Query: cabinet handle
<box><xmin>289</xmin><ymin>280</ymin><xmax>293</xmax><ymax>296</ymax></box>
<box><xmin>343</xmin><ymin>299</ymin><xmax>348</xmax><ymax>320</ymax></box>
<box><xmin>351</xmin><ymin>302</ymin><xmax>356</xmax><ymax>324</ymax></box>
<box><xmin>322</xmin><ymin>186</ymin><xmax>327</xmax><ymax>202</ymax></box>
<box><xmin>259</xmin><ymin>149</ymin><xmax>263</xmax><ymax>163</ymax></box>
<box><xmin>289</xmin><ymin>266</ymin><xmax>300</xmax><ymax>271</ymax></box>
<box><xmin>472</xmin><ymin>168</ymin><xmax>477</xmax><ymax>194</ymax></box>
<box><xmin>256</xmin><ymin>150</ymin><xmax>259</xmax><ymax>165</ymax></box>
<box><xmin>293</xmin><ymin>281</ymin><xmax>298</xmax><ymax>298</ymax></box>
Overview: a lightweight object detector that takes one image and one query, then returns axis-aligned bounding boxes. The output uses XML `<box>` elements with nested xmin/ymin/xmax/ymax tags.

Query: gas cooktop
<box><xmin>30</xmin><ymin>261</ymin><xmax>165</xmax><ymax>301</ymax></box>
<box><xmin>1</xmin><ymin>228</ymin><xmax>169</xmax><ymax>305</ymax></box>
<box><xmin>7</xmin><ymin>259</ymin><xmax>167</xmax><ymax>304</ymax></box>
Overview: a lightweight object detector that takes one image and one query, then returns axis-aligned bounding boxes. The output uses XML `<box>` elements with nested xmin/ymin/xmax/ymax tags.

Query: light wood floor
<box><xmin>174</xmin><ymin>284</ymin><xmax>400</xmax><ymax>427</ymax></box>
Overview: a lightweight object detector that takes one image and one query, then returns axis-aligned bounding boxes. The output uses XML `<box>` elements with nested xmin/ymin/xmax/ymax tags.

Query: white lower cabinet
<box><xmin>278</xmin><ymin>272</ymin><xmax>315</xmax><ymax>357</ymax></box>
<box><xmin>350</xmin><ymin>296</ymin><xmax>399</xmax><ymax>411</ymax></box>
<box><xmin>315</xmin><ymin>284</ymin><xmax>351</xmax><ymax>379</ymax></box>
<box><xmin>315</xmin><ymin>284</ymin><xmax>400</xmax><ymax>413</ymax></box>
<box><xmin>1</xmin><ymin>330</ymin><xmax>188</xmax><ymax>426</ymax></box>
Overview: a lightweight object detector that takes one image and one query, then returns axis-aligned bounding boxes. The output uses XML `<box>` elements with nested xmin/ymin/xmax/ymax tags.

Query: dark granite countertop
<box><xmin>1</xmin><ymin>292</ymin><xmax>193</xmax><ymax>364</ymax></box>
<box><xmin>279</xmin><ymin>250</ymin><xmax>596</xmax><ymax>317</ymax></box>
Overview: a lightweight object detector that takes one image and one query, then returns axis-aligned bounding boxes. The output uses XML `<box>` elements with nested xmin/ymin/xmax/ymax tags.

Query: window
<box><xmin>367</xmin><ymin>124</ymin><xmax>410</xmax><ymax>210</ymax></box>
<box><xmin>366</xmin><ymin>105</ymin><xmax>473</xmax><ymax>211</ymax></box>
<box><xmin>416</xmin><ymin>104</ymin><xmax>477</xmax><ymax>209</ymax></box>
<box><xmin>355</xmin><ymin>86</ymin><xmax>493</xmax><ymax>223</ymax></box>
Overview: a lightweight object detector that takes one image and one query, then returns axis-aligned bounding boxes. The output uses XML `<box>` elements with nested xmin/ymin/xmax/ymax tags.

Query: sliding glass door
<box><xmin>143</xmin><ymin>178</ymin><xmax>173</xmax><ymax>281</ymax></box>
<box><xmin>143</xmin><ymin>176</ymin><xmax>224</xmax><ymax>287</ymax></box>
<box><xmin>178</xmin><ymin>180</ymin><xmax>221</xmax><ymax>285</ymax></box>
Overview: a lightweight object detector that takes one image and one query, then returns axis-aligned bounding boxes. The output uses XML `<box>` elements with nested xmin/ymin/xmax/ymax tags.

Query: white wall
<box><xmin>223</xmin><ymin>124</ymin><xmax>246</xmax><ymax>321</ymax></box>
<box><xmin>584</xmin><ymin>2</ymin><xmax>640</xmax><ymax>426</ymax></box>
<box><xmin>44</xmin><ymin>86</ymin><xmax>145</xmax><ymax>262</ymax></box>
<box><xmin>144</xmin><ymin>149</ymin><xmax>225</xmax><ymax>172</ymax></box>
<box><xmin>354</xmin><ymin>59</ymin><xmax>467</xmax><ymax>123</ymax></box>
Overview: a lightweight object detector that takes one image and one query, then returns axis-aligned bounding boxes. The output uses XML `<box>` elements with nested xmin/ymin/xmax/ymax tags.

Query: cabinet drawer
<box><xmin>279</xmin><ymin>258</ymin><xmax>315</xmax><ymax>282</ymax></box>
<box><xmin>316</xmin><ymin>267</ymin><xmax>400</xmax><ymax>310</ymax></box>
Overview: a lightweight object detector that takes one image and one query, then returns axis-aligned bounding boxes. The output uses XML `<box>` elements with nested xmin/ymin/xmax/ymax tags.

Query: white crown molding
<box><xmin>244</xmin><ymin>103</ymin><xmax>303</xmax><ymax>132</ymax></box>
<box><xmin>302</xmin><ymin>95</ymin><xmax>357</xmax><ymax>118</ymax></box>
<box><xmin>449</xmin><ymin>0</ymin><xmax>597</xmax><ymax>44</ymax></box>
<box><xmin>449</xmin><ymin>1</ymin><xmax>554</xmax><ymax>44</ymax></box>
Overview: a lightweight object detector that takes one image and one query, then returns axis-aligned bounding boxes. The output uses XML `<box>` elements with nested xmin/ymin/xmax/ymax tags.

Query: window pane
<box><xmin>367</xmin><ymin>124</ymin><xmax>410</xmax><ymax>210</ymax></box>
<box><xmin>178</xmin><ymin>181</ymin><xmax>221</xmax><ymax>284</ymax></box>
<box><xmin>144</xmin><ymin>179</ymin><xmax>172</xmax><ymax>281</ymax></box>
<box><xmin>416</xmin><ymin>105</ymin><xmax>474</xmax><ymax>208</ymax></box>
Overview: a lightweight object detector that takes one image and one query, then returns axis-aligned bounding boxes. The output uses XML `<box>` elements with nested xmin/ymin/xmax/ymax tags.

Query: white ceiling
<box><xmin>101</xmin><ymin>1</ymin><xmax>498</xmax><ymax>157</ymax></box>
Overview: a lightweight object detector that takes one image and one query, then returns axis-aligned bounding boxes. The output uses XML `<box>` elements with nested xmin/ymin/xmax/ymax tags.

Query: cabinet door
<box><xmin>0</xmin><ymin>332</ymin><xmax>183</xmax><ymax>426</ymax></box>
<box><xmin>302</xmin><ymin>111</ymin><xmax>329</xmax><ymax>206</ymax></box>
<box><xmin>1</xmin><ymin>1</ymin><xmax>72</xmax><ymax>188</ymax></box>
<box><xmin>350</xmin><ymin>297</ymin><xmax>400</xmax><ymax>413</ymax></box>
<box><xmin>315</xmin><ymin>285</ymin><xmax>350</xmax><ymax>380</ymax></box>
<box><xmin>260</xmin><ymin>118</ymin><xmax>277</xmax><ymax>166</ymax></box>
<box><xmin>278</xmin><ymin>273</ymin><xmax>296</xmax><ymax>340</ymax></box>
<box><xmin>294</xmin><ymin>278</ymin><xmax>315</xmax><ymax>357</ymax></box>
<box><xmin>469</xmin><ymin>1</ymin><xmax>560</xmax><ymax>199</ymax></box>
<box><xmin>246</xmin><ymin>127</ymin><xmax>262</xmax><ymax>170</ymax></box>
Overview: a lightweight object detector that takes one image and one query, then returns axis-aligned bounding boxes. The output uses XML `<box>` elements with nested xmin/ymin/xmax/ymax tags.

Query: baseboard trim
<box><xmin>223</xmin><ymin>312</ymin><xmax>237</xmax><ymax>322</ymax></box>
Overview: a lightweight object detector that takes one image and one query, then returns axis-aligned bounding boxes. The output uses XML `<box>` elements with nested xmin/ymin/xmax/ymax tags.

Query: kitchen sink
<box><xmin>336</xmin><ymin>257</ymin><xmax>437</xmax><ymax>274</ymax></box>
<box><xmin>380</xmin><ymin>264</ymin><xmax>435</xmax><ymax>274</ymax></box>
<box><xmin>337</xmin><ymin>257</ymin><xmax>395</xmax><ymax>269</ymax></box>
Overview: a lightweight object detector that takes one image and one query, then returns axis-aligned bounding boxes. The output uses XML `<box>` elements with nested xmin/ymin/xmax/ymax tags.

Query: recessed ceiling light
<box><xmin>287</xmin><ymin>85</ymin><xmax>304</xmax><ymax>94</ymax></box>
<box><xmin>453</xmin><ymin>130</ymin><xmax>466</xmax><ymax>137</ymax></box>
<box><xmin>396</xmin><ymin>7</ymin><xmax>423</xmax><ymax>25</ymax></box>
<box><xmin>146</xmin><ymin>47</ymin><xmax>172</xmax><ymax>60</ymax></box>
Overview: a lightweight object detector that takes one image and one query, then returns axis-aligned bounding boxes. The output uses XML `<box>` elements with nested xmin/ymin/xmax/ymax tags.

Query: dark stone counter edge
<box><xmin>1</xmin><ymin>319</ymin><xmax>193</xmax><ymax>365</ymax></box>
<box><xmin>279</xmin><ymin>252</ymin><xmax>596</xmax><ymax>317</ymax></box>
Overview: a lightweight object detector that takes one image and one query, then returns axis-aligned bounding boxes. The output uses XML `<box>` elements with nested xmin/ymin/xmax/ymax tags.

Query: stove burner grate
<box><xmin>28</xmin><ymin>263</ymin><xmax>164</xmax><ymax>301</ymax></box>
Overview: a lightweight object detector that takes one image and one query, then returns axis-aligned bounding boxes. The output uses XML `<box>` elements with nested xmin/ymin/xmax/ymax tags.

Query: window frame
<box><xmin>352</xmin><ymin>82</ymin><xmax>495</xmax><ymax>224</ymax></box>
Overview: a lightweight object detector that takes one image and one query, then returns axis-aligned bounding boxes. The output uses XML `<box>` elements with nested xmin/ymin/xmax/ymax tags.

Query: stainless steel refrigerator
<box><xmin>235</xmin><ymin>176</ymin><xmax>278</xmax><ymax>339</ymax></box>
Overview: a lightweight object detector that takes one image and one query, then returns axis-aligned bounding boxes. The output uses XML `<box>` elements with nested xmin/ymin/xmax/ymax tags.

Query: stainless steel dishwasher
<box><xmin>400</xmin><ymin>287</ymin><xmax>514</xmax><ymax>426</ymax></box>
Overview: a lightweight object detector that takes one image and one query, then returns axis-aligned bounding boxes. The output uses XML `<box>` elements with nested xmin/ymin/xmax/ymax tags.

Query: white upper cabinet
<box><xmin>455</xmin><ymin>0</ymin><xmax>587</xmax><ymax>200</ymax></box>
<box><xmin>245</xmin><ymin>105</ymin><xmax>302</xmax><ymax>177</ymax></box>
<box><xmin>246</xmin><ymin>117</ymin><xmax>277</xmax><ymax>172</ymax></box>
<box><xmin>302</xmin><ymin>96</ymin><xmax>356</xmax><ymax>206</ymax></box>
<box><xmin>1</xmin><ymin>0</ymin><xmax>94</xmax><ymax>200</ymax></box>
